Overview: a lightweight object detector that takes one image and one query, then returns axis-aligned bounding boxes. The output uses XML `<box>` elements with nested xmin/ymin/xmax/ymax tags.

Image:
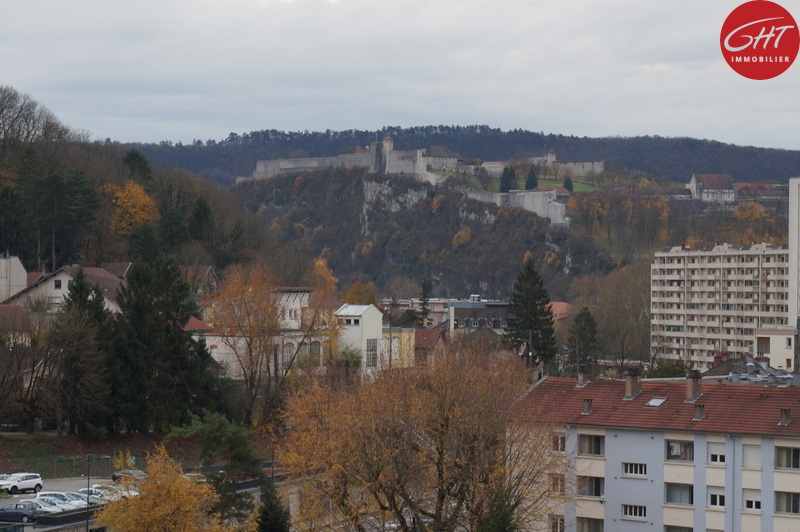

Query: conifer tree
<box><xmin>563</xmin><ymin>176</ymin><xmax>574</xmax><ymax>192</ymax></box>
<box><xmin>525</xmin><ymin>166</ymin><xmax>539</xmax><ymax>190</ymax></box>
<box><xmin>565</xmin><ymin>306</ymin><xmax>599</xmax><ymax>376</ymax></box>
<box><xmin>499</xmin><ymin>166</ymin><xmax>515</xmax><ymax>193</ymax></box>
<box><xmin>418</xmin><ymin>277</ymin><xmax>431</xmax><ymax>327</ymax></box>
<box><xmin>504</xmin><ymin>259</ymin><xmax>556</xmax><ymax>367</ymax></box>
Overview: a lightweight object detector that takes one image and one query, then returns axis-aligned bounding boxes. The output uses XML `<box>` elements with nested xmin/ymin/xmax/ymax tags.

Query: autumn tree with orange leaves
<box><xmin>281</xmin><ymin>345</ymin><xmax>567</xmax><ymax>531</ymax></box>
<box><xmin>105</xmin><ymin>180</ymin><xmax>158</xmax><ymax>235</ymax></box>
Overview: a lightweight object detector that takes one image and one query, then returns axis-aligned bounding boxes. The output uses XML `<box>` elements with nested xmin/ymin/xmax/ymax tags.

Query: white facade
<box><xmin>0</xmin><ymin>256</ymin><xmax>27</xmax><ymax>302</ymax></box>
<box><xmin>754</xmin><ymin>327</ymin><xmax>797</xmax><ymax>371</ymax></box>
<box><xmin>651</xmin><ymin>243</ymin><xmax>790</xmax><ymax>369</ymax></box>
<box><xmin>335</xmin><ymin>304</ymin><xmax>384</xmax><ymax>378</ymax></box>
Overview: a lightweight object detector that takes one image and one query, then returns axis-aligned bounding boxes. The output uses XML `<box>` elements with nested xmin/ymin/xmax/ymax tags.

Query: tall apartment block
<box><xmin>651</xmin><ymin>243</ymin><xmax>791</xmax><ymax>370</ymax></box>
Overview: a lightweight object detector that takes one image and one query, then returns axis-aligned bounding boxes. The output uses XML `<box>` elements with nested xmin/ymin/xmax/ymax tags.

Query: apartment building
<box><xmin>651</xmin><ymin>243</ymin><xmax>792</xmax><ymax>369</ymax></box>
<box><xmin>510</xmin><ymin>373</ymin><xmax>800</xmax><ymax>532</ymax></box>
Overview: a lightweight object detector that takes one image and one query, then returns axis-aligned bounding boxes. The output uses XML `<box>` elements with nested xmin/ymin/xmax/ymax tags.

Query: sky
<box><xmin>2</xmin><ymin>0</ymin><xmax>799</xmax><ymax>149</ymax></box>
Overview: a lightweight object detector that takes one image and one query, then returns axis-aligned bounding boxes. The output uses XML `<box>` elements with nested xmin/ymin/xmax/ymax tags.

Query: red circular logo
<box><xmin>721</xmin><ymin>0</ymin><xmax>799</xmax><ymax>80</ymax></box>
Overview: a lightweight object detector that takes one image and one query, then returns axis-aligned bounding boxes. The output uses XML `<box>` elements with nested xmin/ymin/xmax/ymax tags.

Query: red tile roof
<box><xmin>64</xmin><ymin>266</ymin><xmax>124</xmax><ymax>302</ymax></box>
<box><xmin>510</xmin><ymin>377</ymin><xmax>800</xmax><ymax>437</ymax></box>
<box><xmin>415</xmin><ymin>328</ymin><xmax>445</xmax><ymax>349</ymax></box>
<box><xmin>26</xmin><ymin>272</ymin><xmax>45</xmax><ymax>285</ymax></box>
<box><xmin>693</xmin><ymin>174</ymin><xmax>734</xmax><ymax>190</ymax></box>
<box><xmin>184</xmin><ymin>316</ymin><xmax>212</xmax><ymax>332</ymax></box>
<box><xmin>547</xmin><ymin>302</ymin><xmax>573</xmax><ymax>319</ymax></box>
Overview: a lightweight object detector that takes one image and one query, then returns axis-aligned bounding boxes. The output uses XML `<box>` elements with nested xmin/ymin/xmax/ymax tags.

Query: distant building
<box><xmin>0</xmin><ymin>255</ymin><xmax>27</xmax><ymax>302</ymax></box>
<box><xmin>2</xmin><ymin>265</ymin><xmax>123</xmax><ymax>313</ymax></box>
<box><xmin>650</xmin><ymin>243</ymin><xmax>792</xmax><ymax>370</ymax></box>
<box><xmin>686</xmin><ymin>174</ymin><xmax>737</xmax><ymax>203</ymax></box>
<box><xmin>510</xmin><ymin>372</ymin><xmax>800</xmax><ymax>532</ymax></box>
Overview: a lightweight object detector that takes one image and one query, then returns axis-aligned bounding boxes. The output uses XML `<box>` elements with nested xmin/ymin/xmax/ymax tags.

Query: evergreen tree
<box><xmin>504</xmin><ymin>259</ymin><xmax>556</xmax><ymax>367</ymax></box>
<box><xmin>499</xmin><ymin>166</ymin><xmax>515</xmax><ymax>193</ymax></box>
<box><xmin>563</xmin><ymin>176</ymin><xmax>574</xmax><ymax>192</ymax></box>
<box><xmin>418</xmin><ymin>277</ymin><xmax>431</xmax><ymax>327</ymax></box>
<box><xmin>110</xmin><ymin>255</ymin><xmax>218</xmax><ymax>432</ymax></box>
<box><xmin>476</xmin><ymin>492</ymin><xmax>517</xmax><ymax>532</ymax></box>
<box><xmin>257</xmin><ymin>477</ymin><xmax>291</xmax><ymax>532</ymax></box>
<box><xmin>565</xmin><ymin>306</ymin><xmax>599</xmax><ymax>377</ymax></box>
<box><xmin>525</xmin><ymin>166</ymin><xmax>539</xmax><ymax>190</ymax></box>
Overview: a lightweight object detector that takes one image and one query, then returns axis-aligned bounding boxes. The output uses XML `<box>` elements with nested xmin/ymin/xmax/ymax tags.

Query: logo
<box><xmin>721</xmin><ymin>0</ymin><xmax>799</xmax><ymax>79</ymax></box>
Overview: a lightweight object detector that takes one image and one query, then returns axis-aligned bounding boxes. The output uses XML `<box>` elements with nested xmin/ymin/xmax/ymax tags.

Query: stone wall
<box><xmin>462</xmin><ymin>188</ymin><xmax>569</xmax><ymax>226</ymax></box>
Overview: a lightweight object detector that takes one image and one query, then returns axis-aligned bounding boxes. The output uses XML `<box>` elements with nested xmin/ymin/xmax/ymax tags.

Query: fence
<box><xmin>0</xmin><ymin>456</ymin><xmax>134</xmax><ymax>480</ymax></box>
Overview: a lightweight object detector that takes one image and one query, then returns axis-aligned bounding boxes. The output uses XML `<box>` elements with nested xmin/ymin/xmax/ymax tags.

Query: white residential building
<box><xmin>0</xmin><ymin>255</ymin><xmax>27</xmax><ymax>302</ymax></box>
<box><xmin>651</xmin><ymin>243</ymin><xmax>791</xmax><ymax>369</ymax></box>
<box><xmin>511</xmin><ymin>373</ymin><xmax>800</xmax><ymax>532</ymax></box>
<box><xmin>335</xmin><ymin>304</ymin><xmax>385</xmax><ymax>379</ymax></box>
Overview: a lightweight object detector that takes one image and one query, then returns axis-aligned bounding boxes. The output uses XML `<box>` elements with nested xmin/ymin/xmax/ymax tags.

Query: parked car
<box><xmin>19</xmin><ymin>499</ymin><xmax>61</xmax><ymax>514</ymax></box>
<box><xmin>0</xmin><ymin>501</ymin><xmax>38</xmax><ymax>522</ymax></box>
<box><xmin>36</xmin><ymin>492</ymin><xmax>86</xmax><ymax>508</ymax></box>
<box><xmin>111</xmin><ymin>469</ymin><xmax>145</xmax><ymax>483</ymax></box>
<box><xmin>35</xmin><ymin>496</ymin><xmax>77</xmax><ymax>512</ymax></box>
<box><xmin>64</xmin><ymin>491</ymin><xmax>100</xmax><ymax>506</ymax></box>
<box><xmin>79</xmin><ymin>487</ymin><xmax>111</xmax><ymax>503</ymax></box>
<box><xmin>0</xmin><ymin>473</ymin><xmax>42</xmax><ymax>494</ymax></box>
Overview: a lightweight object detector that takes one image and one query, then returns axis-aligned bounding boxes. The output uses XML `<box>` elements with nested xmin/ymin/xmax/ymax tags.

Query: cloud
<box><xmin>1</xmin><ymin>0</ymin><xmax>797</xmax><ymax>148</ymax></box>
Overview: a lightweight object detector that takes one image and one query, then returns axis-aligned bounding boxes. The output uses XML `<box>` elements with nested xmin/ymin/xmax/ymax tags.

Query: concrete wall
<box><xmin>254</xmin><ymin>152</ymin><xmax>371</xmax><ymax>179</ymax></box>
<box><xmin>558</xmin><ymin>161</ymin><xmax>605</xmax><ymax>177</ymax></box>
<box><xmin>463</xmin><ymin>188</ymin><xmax>568</xmax><ymax>226</ymax></box>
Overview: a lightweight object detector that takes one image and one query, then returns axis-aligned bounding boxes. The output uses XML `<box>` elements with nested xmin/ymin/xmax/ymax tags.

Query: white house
<box><xmin>335</xmin><ymin>304</ymin><xmax>384</xmax><ymax>379</ymax></box>
<box><xmin>1</xmin><ymin>266</ymin><xmax>122</xmax><ymax>313</ymax></box>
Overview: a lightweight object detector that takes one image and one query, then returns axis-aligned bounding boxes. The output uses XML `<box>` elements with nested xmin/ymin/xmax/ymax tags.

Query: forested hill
<box><xmin>233</xmin><ymin>167</ymin><xmax>613</xmax><ymax>299</ymax></box>
<box><xmin>132</xmin><ymin>125</ymin><xmax>800</xmax><ymax>185</ymax></box>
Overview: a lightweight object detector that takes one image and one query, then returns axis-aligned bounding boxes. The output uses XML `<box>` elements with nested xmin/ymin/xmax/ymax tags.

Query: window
<box><xmin>788</xmin><ymin>337</ymin><xmax>793</xmax><ymax>348</ymax></box>
<box><xmin>621</xmin><ymin>504</ymin><xmax>646</xmax><ymax>520</ymax></box>
<box><xmin>666</xmin><ymin>440</ymin><xmax>694</xmax><ymax>461</ymax></box>
<box><xmin>54</xmin><ymin>279</ymin><xmax>62</xmax><ymax>289</ymax></box>
<box><xmin>664</xmin><ymin>527</ymin><xmax>692</xmax><ymax>532</ymax></box>
<box><xmin>743</xmin><ymin>444</ymin><xmax>761</xmax><ymax>468</ymax></box>
<box><xmin>365</xmin><ymin>339</ymin><xmax>378</xmax><ymax>368</ymax></box>
<box><xmin>665</xmin><ymin>483</ymin><xmax>693</xmax><ymax>505</ymax></box>
<box><xmin>744</xmin><ymin>489</ymin><xmax>761</xmax><ymax>511</ymax></box>
<box><xmin>550</xmin><ymin>474</ymin><xmax>565</xmax><ymax>494</ymax></box>
<box><xmin>775</xmin><ymin>446</ymin><xmax>800</xmax><ymax>469</ymax></box>
<box><xmin>576</xmin><ymin>517</ymin><xmax>604</xmax><ymax>532</ymax></box>
<box><xmin>708</xmin><ymin>442</ymin><xmax>725</xmax><ymax>464</ymax></box>
<box><xmin>708</xmin><ymin>486</ymin><xmax>725</xmax><ymax>508</ymax></box>
<box><xmin>776</xmin><ymin>492</ymin><xmax>800</xmax><ymax>514</ymax></box>
<box><xmin>578</xmin><ymin>434</ymin><xmax>605</xmax><ymax>457</ymax></box>
<box><xmin>550</xmin><ymin>515</ymin><xmax>565</xmax><ymax>532</ymax></box>
<box><xmin>622</xmin><ymin>462</ymin><xmax>647</xmax><ymax>476</ymax></box>
<box><xmin>578</xmin><ymin>476</ymin><xmax>604</xmax><ymax>497</ymax></box>
<box><xmin>552</xmin><ymin>434</ymin><xmax>565</xmax><ymax>452</ymax></box>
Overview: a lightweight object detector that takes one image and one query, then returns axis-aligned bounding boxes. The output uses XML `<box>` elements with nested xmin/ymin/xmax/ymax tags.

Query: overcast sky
<box><xmin>2</xmin><ymin>0</ymin><xmax>798</xmax><ymax>149</ymax></box>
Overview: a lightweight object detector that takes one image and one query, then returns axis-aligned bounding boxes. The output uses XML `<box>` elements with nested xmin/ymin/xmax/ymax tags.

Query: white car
<box><xmin>0</xmin><ymin>473</ymin><xmax>42</xmax><ymax>494</ymax></box>
<box><xmin>36</xmin><ymin>492</ymin><xmax>86</xmax><ymax>508</ymax></box>
<box><xmin>35</xmin><ymin>496</ymin><xmax>77</xmax><ymax>512</ymax></box>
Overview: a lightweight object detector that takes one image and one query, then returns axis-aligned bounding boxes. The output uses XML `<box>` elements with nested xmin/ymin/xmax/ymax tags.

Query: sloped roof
<box><xmin>547</xmin><ymin>302</ymin><xmax>574</xmax><ymax>319</ymax></box>
<box><xmin>101</xmin><ymin>262</ymin><xmax>132</xmax><ymax>279</ymax></box>
<box><xmin>693</xmin><ymin>174</ymin><xmax>734</xmax><ymax>190</ymax></box>
<box><xmin>184</xmin><ymin>316</ymin><xmax>212</xmax><ymax>332</ymax></box>
<box><xmin>63</xmin><ymin>266</ymin><xmax>124</xmax><ymax>302</ymax></box>
<box><xmin>510</xmin><ymin>377</ymin><xmax>800</xmax><ymax>437</ymax></box>
<box><xmin>425</xmin><ymin>145</ymin><xmax>464</xmax><ymax>160</ymax></box>
<box><xmin>26</xmin><ymin>272</ymin><xmax>45</xmax><ymax>285</ymax></box>
<box><xmin>335</xmin><ymin>304</ymin><xmax>375</xmax><ymax>317</ymax></box>
<box><xmin>415</xmin><ymin>328</ymin><xmax>445</xmax><ymax>349</ymax></box>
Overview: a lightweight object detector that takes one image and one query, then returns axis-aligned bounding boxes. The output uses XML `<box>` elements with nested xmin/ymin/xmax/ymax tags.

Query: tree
<box><xmin>504</xmin><ymin>259</ymin><xmax>557</xmax><ymax>367</ymax></box>
<box><xmin>418</xmin><ymin>277</ymin><xmax>431</xmax><ymax>327</ymax></box>
<box><xmin>343</xmin><ymin>280</ymin><xmax>379</xmax><ymax>306</ymax></box>
<box><xmin>110</xmin><ymin>256</ymin><xmax>219</xmax><ymax>432</ymax></box>
<box><xmin>281</xmin><ymin>347</ymin><xmax>563</xmax><ymax>531</ymax></box>
<box><xmin>166</xmin><ymin>410</ymin><xmax>269</xmax><ymax>523</ymax></box>
<box><xmin>122</xmin><ymin>149</ymin><xmax>153</xmax><ymax>183</ymax></box>
<box><xmin>94</xmin><ymin>445</ymin><xmax>238</xmax><ymax>532</ymax></box>
<box><xmin>106</xmin><ymin>181</ymin><xmax>157</xmax><ymax>235</ymax></box>
<box><xmin>476</xmin><ymin>492</ymin><xmax>518</xmax><ymax>532</ymax></box>
<box><xmin>499</xmin><ymin>166</ymin><xmax>515</xmax><ymax>193</ymax></box>
<box><xmin>564</xmin><ymin>307</ymin><xmax>599</xmax><ymax>377</ymax></box>
<box><xmin>647</xmin><ymin>358</ymin><xmax>690</xmax><ymax>378</ymax></box>
<box><xmin>257</xmin><ymin>478</ymin><xmax>292</xmax><ymax>532</ymax></box>
<box><xmin>563</xmin><ymin>176</ymin><xmax>574</xmax><ymax>193</ymax></box>
<box><xmin>524</xmin><ymin>165</ymin><xmax>539</xmax><ymax>190</ymax></box>
<box><xmin>209</xmin><ymin>264</ymin><xmax>282</xmax><ymax>424</ymax></box>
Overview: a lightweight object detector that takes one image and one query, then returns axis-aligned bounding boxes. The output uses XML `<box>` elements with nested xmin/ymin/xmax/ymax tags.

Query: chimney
<box><xmin>577</xmin><ymin>365</ymin><xmax>590</xmax><ymax>387</ymax></box>
<box><xmin>780</xmin><ymin>408</ymin><xmax>792</xmax><ymax>426</ymax></box>
<box><xmin>693</xmin><ymin>404</ymin><xmax>705</xmax><ymax>421</ymax></box>
<box><xmin>686</xmin><ymin>370</ymin><xmax>702</xmax><ymax>402</ymax></box>
<box><xmin>582</xmin><ymin>398</ymin><xmax>593</xmax><ymax>414</ymax></box>
<box><xmin>625</xmin><ymin>367</ymin><xmax>641</xmax><ymax>400</ymax></box>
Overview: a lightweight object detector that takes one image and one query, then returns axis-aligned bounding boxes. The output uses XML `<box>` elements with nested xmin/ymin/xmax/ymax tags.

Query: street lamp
<box><xmin>86</xmin><ymin>455</ymin><xmax>110</xmax><ymax>532</ymax></box>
